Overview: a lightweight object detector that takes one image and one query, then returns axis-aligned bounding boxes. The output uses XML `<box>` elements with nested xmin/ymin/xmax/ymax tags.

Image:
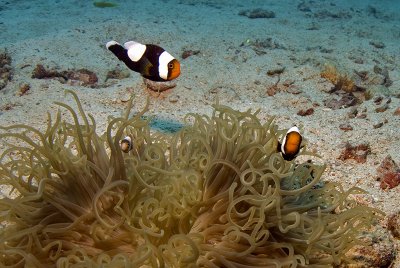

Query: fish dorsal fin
<box><xmin>124</xmin><ymin>41</ymin><xmax>140</xmax><ymax>49</ymax></box>
<box><xmin>124</xmin><ymin>41</ymin><xmax>146</xmax><ymax>62</ymax></box>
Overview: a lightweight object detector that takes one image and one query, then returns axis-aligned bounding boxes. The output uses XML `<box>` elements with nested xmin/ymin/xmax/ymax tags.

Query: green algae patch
<box><xmin>0</xmin><ymin>90</ymin><xmax>383</xmax><ymax>267</ymax></box>
<box><xmin>93</xmin><ymin>1</ymin><xmax>117</xmax><ymax>8</ymax></box>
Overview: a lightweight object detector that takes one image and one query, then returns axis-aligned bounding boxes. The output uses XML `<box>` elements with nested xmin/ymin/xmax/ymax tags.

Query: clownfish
<box><xmin>120</xmin><ymin>136</ymin><xmax>133</xmax><ymax>153</ymax></box>
<box><xmin>278</xmin><ymin>126</ymin><xmax>302</xmax><ymax>161</ymax></box>
<box><xmin>106</xmin><ymin>40</ymin><xmax>180</xmax><ymax>82</ymax></box>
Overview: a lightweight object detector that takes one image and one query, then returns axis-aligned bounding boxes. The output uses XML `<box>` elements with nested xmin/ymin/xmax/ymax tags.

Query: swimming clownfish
<box><xmin>120</xmin><ymin>136</ymin><xmax>133</xmax><ymax>153</ymax></box>
<box><xmin>277</xmin><ymin>126</ymin><xmax>302</xmax><ymax>161</ymax></box>
<box><xmin>106</xmin><ymin>40</ymin><xmax>180</xmax><ymax>82</ymax></box>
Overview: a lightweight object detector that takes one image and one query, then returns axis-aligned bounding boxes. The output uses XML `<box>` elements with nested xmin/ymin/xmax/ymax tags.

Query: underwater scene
<box><xmin>0</xmin><ymin>0</ymin><xmax>399</xmax><ymax>267</ymax></box>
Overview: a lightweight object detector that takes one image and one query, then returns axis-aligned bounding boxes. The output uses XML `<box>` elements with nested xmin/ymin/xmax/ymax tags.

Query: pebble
<box><xmin>119</xmin><ymin>93</ymin><xmax>131</xmax><ymax>103</ymax></box>
<box><xmin>181</xmin><ymin>49</ymin><xmax>200</xmax><ymax>59</ymax></box>
<box><xmin>373</xmin><ymin>96</ymin><xmax>383</xmax><ymax>105</ymax></box>
<box><xmin>356</xmin><ymin>113</ymin><xmax>367</xmax><ymax>119</ymax></box>
<box><xmin>267</xmin><ymin>67</ymin><xmax>285</xmax><ymax>76</ymax></box>
<box><xmin>239</xmin><ymin>8</ymin><xmax>276</xmax><ymax>19</ymax></box>
<box><xmin>348</xmin><ymin>107</ymin><xmax>358</xmax><ymax>118</ymax></box>
<box><xmin>338</xmin><ymin>142</ymin><xmax>370</xmax><ymax>164</ymax></box>
<box><xmin>376</xmin><ymin>155</ymin><xmax>400</xmax><ymax>190</ymax></box>
<box><xmin>106</xmin><ymin>69</ymin><xmax>130</xmax><ymax>80</ymax></box>
<box><xmin>143</xmin><ymin>78</ymin><xmax>176</xmax><ymax>92</ymax></box>
<box><xmin>369</xmin><ymin>40</ymin><xmax>385</xmax><ymax>49</ymax></box>
<box><xmin>375</xmin><ymin>103</ymin><xmax>389</xmax><ymax>113</ymax></box>
<box><xmin>18</xmin><ymin>83</ymin><xmax>30</xmax><ymax>96</ymax></box>
<box><xmin>373</xmin><ymin>122</ymin><xmax>384</xmax><ymax>129</ymax></box>
<box><xmin>297</xmin><ymin>107</ymin><xmax>314</xmax><ymax>116</ymax></box>
<box><xmin>339</xmin><ymin>123</ymin><xmax>353</xmax><ymax>131</ymax></box>
<box><xmin>324</xmin><ymin>94</ymin><xmax>357</xmax><ymax>110</ymax></box>
<box><xmin>169</xmin><ymin>95</ymin><xmax>179</xmax><ymax>103</ymax></box>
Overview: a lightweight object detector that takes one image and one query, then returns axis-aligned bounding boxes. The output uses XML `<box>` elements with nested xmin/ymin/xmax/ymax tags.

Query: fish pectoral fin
<box><xmin>139</xmin><ymin>59</ymin><xmax>153</xmax><ymax>76</ymax></box>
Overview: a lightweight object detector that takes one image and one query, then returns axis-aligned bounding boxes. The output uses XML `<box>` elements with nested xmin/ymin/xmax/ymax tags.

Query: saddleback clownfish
<box><xmin>120</xmin><ymin>136</ymin><xmax>133</xmax><ymax>153</ymax></box>
<box><xmin>278</xmin><ymin>126</ymin><xmax>302</xmax><ymax>161</ymax></box>
<box><xmin>106</xmin><ymin>40</ymin><xmax>180</xmax><ymax>82</ymax></box>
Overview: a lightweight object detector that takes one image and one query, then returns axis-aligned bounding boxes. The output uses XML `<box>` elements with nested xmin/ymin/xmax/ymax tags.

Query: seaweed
<box><xmin>0</xmin><ymin>90</ymin><xmax>382</xmax><ymax>267</ymax></box>
<box><xmin>321</xmin><ymin>64</ymin><xmax>356</xmax><ymax>93</ymax></box>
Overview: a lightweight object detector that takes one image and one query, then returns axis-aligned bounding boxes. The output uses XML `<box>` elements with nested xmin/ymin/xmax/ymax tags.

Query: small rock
<box><xmin>67</xmin><ymin>69</ymin><xmax>98</xmax><ymax>86</ymax></box>
<box><xmin>339</xmin><ymin>123</ymin><xmax>353</xmax><ymax>131</ymax></box>
<box><xmin>32</xmin><ymin>65</ymin><xmax>98</xmax><ymax>87</ymax></box>
<box><xmin>347</xmin><ymin>107</ymin><xmax>358</xmax><ymax>118</ymax></box>
<box><xmin>17</xmin><ymin>83</ymin><xmax>30</xmax><ymax>96</ymax></box>
<box><xmin>306</xmin><ymin>22</ymin><xmax>320</xmax><ymax>30</ymax></box>
<box><xmin>106</xmin><ymin>69</ymin><xmax>130</xmax><ymax>81</ymax></box>
<box><xmin>32</xmin><ymin>64</ymin><xmax>56</xmax><ymax>79</ymax></box>
<box><xmin>354</xmin><ymin>70</ymin><xmax>369</xmax><ymax>81</ymax></box>
<box><xmin>369</xmin><ymin>40</ymin><xmax>385</xmax><ymax>49</ymax></box>
<box><xmin>181</xmin><ymin>49</ymin><xmax>200</xmax><ymax>59</ymax></box>
<box><xmin>267</xmin><ymin>67</ymin><xmax>285</xmax><ymax>76</ymax></box>
<box><xmin>376</xmin><ymin>155</ymin><xmax>400</xmax><ymax>190</ymax></box>
<box><xmin>282</xmin><ymin>79</ymin><xmax>295</xmax><ymax>87</ymax></box>
<box><xmin>266</xmin><ymin>85</ymin><xmax>277</xmax><ymax>96</ymax></box>
<box><xmin>168</xmin><ymin>95</ymin><xmax>179</xmax><ymax>103</ymax></box>
<box><xmin>297</xmin><ymin>1</ymin><xmax>311</xmax><ymax>12</ymax></box>
<box><xmin>373</xmin><ymin>96</ymin><xmax>383</xmax><ymax>105</ymax></box>
<box><xmin>338</xmin><ymin>142</ymin><xmax>370</xmax><ymax>164</ymax></box>
<box><xmin>356</xmin><ymin>113</ymin><xmax>367</xmax><ymax>119</ymax></box>
<box><xmin>373</xmin><ymin>122</ymin><xmax>384</xmax><ymax>129</ymax></box>
<box><xmin>143</xmin><ymin>78</ymin><xmax>176</xmax><ymax>92</ymax></box>
<box><xmin>393</xmin><ymin>107</ymin><xmax>400</xmax><ymax>116</ymax></box>
<box><xmin>375</xmin><ymin>103</ymin><xmax>389</xmax><ymax>113</ymax></box>
<box><xmin>353</xmin><ymin>57</ymin><xmax>364</xmax><ymax>64</ymax></box>
<box><xmin>239</xmin><ymin>8</ymin><xmax>275</xmax><ymax>19</ymax></box>
<box><xmin>324</xmin><ymin>94</ymin><xmax>357</xmax><ymax>109</ymax></box>
<box><xmin>119</xmin><ymin>92</ymin><xmax>131</xmax><ymax>103</ymax></box>
<box><xmin>297</xmin><ymin>107</ymin><xmax>314</xmax><ymax>116</ymax></box>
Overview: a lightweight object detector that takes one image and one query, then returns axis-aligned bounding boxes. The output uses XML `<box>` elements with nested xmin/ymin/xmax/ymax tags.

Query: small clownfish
<box><xmin>120</xmin><ymin>136</ymin><xmax>133</xmax><ymax>153</ymax></box>
<box><xmin>278</xmin><ymin>126</ymin><xmax>302</xmax><ymax>161</ymax></box>
<box><xmin>106</xmin><ymin>40</ymin><xmax>180</xmax><ymax>82</ymax></box>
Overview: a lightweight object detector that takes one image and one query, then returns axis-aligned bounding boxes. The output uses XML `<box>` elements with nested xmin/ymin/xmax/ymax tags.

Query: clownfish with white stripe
<box><xmin>106</xmin><ymin>40</ymin><xmax>180</xmax><ymax>82</ymax></box>
<box><xmin>278</xmin><ymin>126</ymin><xmax>302</xmax><ymax>161</ymax></box>
<box><xmin>120</xmin><ymin>136</ymin><xmax>133</xmax><ymax>153</ymax></box>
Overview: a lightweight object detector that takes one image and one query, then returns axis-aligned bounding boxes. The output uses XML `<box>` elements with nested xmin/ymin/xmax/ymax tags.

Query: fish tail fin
<box><xmin>106</xmin><ymin>40</ymin><xmax>129</xmax><ymax>62</ymax></box>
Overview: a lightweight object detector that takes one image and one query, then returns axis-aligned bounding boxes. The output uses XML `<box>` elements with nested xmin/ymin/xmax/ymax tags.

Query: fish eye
<box><xmin>168</xmin><ymin>63</ymin><xmax>174</xmax><ymax>69</ymax></box>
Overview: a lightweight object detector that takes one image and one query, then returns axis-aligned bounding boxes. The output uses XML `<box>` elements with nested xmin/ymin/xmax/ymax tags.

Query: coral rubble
<box><xmin>32</xmin><ymin>64</ymin><xmax>98</xmax><ymax>87</ymax></box>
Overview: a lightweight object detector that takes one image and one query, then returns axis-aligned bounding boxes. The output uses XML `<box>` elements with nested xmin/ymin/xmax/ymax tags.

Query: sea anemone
<box><xmin>0</xmin><ymin>90</ymin><xmax>381</xmax><ymax>267</ymax></box>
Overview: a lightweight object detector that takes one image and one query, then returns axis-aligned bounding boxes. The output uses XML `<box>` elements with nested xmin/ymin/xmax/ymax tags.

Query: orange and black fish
<box><xmin>278</xmin><ymin>126</ymin><xmax>302</xmax><ymax>161</ymax></box>
<box><xmin>106</xmin><ymin>40</ymin><xmax>180</xmax><ymax>82</ymax></box>
<box><xmin>120</xmin><ymin>136</ymin><xmax>133</xmax><ymax>153</ymax></box>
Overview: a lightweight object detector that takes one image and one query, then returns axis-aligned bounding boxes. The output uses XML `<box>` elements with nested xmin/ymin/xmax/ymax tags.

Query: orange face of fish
<box><xmin>167</xmin><ymin>59</ymin><xmax>181</xmax><ymax>80</ymax></box>
<box><xmin>284</xmin><ymin>132</ymin><xmax>302</xmax><ymax>155</ymax></box>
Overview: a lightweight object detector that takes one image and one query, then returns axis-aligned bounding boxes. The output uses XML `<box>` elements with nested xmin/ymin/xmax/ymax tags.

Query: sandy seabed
<box><xmin>0</xmin><ymin>0</ymin><xmax>399</xmax><ymax>266</ymax></box>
